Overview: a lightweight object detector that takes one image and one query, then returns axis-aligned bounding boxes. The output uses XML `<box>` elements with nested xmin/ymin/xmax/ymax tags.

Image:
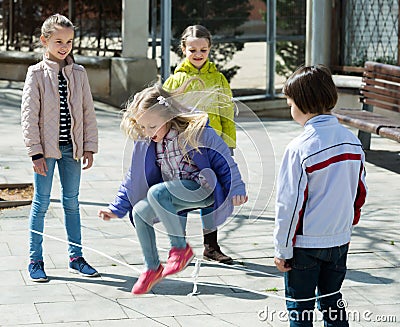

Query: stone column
<box><xmin>122</xmin><ymin>0</ymin><xmax>148</xmax><ymax>58</ymax></box>
<box><xmin>110</xmin><ymin>0</ymin><xmax>157</xmax><ymax>107</ymax></box>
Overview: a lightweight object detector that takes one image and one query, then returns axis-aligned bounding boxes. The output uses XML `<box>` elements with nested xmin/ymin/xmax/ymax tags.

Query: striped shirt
<box><xmin>156</xmin><ymin>128</ymin><xmax>200</xmax><ymax>183</ymax></box>
<box><xmin>58</xmin><ymin>72</ymin><xmax>72</xmax><ymax>145</ymax></box>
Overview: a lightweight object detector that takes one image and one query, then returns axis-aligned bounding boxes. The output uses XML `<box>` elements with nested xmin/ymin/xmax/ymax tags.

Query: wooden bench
<box><xmin>332</xmin><ymin>61</ymin><xmax>400</xmax><ymax>150</ymax></box>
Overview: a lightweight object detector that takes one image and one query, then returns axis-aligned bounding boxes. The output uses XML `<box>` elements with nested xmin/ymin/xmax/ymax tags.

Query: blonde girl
<box><xmin>99</xmin><ymin>82</ymin><xmax>247</xmax><ymax>294</ymax></box>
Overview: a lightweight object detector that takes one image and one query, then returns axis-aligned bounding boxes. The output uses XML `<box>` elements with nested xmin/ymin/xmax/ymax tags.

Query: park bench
<box><xmin>332</xmin><ymin>61</ymin><xmax>400</xmax><ymax>150</ymax></box>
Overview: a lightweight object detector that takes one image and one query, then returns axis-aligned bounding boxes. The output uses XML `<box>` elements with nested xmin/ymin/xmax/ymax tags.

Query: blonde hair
<box><xmin>41</xmin><ymin>14</ymin><xmax>75</xmax><ymax>40</ymax></box>
<box><xmin>121</xmin><ymin>78</ymin><xmax>209</xmax><ymax>154</ymax></box>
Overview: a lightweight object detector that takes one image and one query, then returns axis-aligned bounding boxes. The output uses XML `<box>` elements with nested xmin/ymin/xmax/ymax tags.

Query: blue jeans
<box><xmin>132</xmin><ymin>179</ymin><xmax>214</xmax><ymax>270</ymax></box>
<box><xmin>29</xmin><ymin>144</ymin><xmax>83</xmax><ymax>261</ymax></box>
<box><xmin>180</xmin><ymin>152</ymin><xmax>234</xmax><ymax>234</ymax></box>
<box><xmin>179</xmin><ymin>207</ymin><xmax>216</xmax><ymax>232</ymax></box>
<box><xmin>285</xmin><ymin>244</ymin><xmax>349</xmax><ymax>327</ymax></box>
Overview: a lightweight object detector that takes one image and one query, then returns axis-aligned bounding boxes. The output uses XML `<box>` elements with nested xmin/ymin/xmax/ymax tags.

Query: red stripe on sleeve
<box><xmin>292</xmin><ymin>184</ymin><xmax>308</xmax><ymax>246</ymax></box>
<box><xmin>353</xmin><ymin>163</ymin><xmax>367</xmax><ymax>225</ymax></box>
<box><xmin>306</xmin><ymin>153</ymin><xmax>362</xmax><ymax>173</ymax></box>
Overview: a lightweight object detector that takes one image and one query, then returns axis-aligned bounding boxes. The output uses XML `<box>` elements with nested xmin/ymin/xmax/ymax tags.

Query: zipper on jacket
<box><xmin>63</xmin><ymin>68</ymin><xmax>78</xmax><ymax>160</ymax></box>
<box><xmin>56</xmin><ymin>70</ymin><xmax>62</xmax><ymax>158</ymax></box>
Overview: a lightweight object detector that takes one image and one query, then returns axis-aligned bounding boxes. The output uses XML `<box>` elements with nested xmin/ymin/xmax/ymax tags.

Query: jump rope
<box><xmin>30</xmin><ymin>227</ymin><xmax>340</xmax><ymax>303</ymax></box>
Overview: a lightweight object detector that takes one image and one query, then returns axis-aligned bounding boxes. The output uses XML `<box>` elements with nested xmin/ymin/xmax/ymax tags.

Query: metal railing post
<box><xmin>266</xmin><ymin>0</ymin><xmax>276</xmax><ymax>98</ymax></box>
<box><xmin>8</xmin><ymin>0</ymin><xmax>15</xmax><ymax>49</ymax></box>
<box><xmin>68</xmin><ymin>0</ymin><xmax>76</xmax><ymax>22</ymax></box>
<box><xmin>398</xmin><ymin>2</ymin><xmax>400</xmax><ymax>66</ymax></box>
<box><xmin>161</xmin><ymin>0</ymin><xmax>171</xmax><ymax>82</ymax></box>
<box><xmin>151</xmin><ymin>0</ymin><xmax>157</xmax><ymax>60</ymax></box>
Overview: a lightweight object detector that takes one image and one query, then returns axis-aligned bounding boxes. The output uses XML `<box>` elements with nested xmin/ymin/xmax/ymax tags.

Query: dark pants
<box><xmin>285</xmin><ymin>244</ymin><xmax>349</xmax><ymax>327</ymax></box>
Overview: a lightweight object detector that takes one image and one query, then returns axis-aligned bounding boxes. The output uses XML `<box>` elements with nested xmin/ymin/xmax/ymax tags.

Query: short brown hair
<box><xmin>283</xmin><ymin>65</ymin><xmax>338</xmax><ymax>114</ymax></box>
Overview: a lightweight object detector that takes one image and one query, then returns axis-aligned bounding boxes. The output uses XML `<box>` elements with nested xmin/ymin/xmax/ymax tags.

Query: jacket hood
<box><xmin>174</xmin><ymin>58</ymin><xmax>218</xmax><ymax>75</ymax></box>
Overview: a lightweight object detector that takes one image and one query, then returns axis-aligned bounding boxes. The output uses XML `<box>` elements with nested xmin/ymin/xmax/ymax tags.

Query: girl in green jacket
<box><xmin>163</xmin><ymin>25</ymin><xmax>236</xmax><ymax>263</ymax></box>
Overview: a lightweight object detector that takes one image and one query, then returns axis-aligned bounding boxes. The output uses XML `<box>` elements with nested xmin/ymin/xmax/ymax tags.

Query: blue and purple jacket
<box><xmin>108</xmin><ymin>125</ymin><xmax>246</xmax><ymax>227</ymax></box>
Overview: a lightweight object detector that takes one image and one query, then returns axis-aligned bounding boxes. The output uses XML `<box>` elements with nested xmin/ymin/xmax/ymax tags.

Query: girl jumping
<box><xmin>98</xmin><ymin>81</ymin><xmax>247</xmax><ymax>294</ymax></box>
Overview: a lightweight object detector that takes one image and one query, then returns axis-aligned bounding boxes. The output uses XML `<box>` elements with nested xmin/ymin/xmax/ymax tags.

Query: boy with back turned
<box><xmin>274</xmin><ymin>65</ymin><xmax>367</xmax><ymax>326</ymax></box>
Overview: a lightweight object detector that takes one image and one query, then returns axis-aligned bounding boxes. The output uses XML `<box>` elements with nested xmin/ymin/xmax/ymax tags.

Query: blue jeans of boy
<box><xmin>131</xmin><ymin>179</ymin><xmax>214</xmax><ymax>270</ymax></box>
<box><xmin>285</xmin><ymin>244</ymin><xmax>349</xmax><ymax>327</ymax></box>
<box><xmin>29</xmin><ymin>144</ymin><xmax>82</xmax><ymax>261</ymax></box>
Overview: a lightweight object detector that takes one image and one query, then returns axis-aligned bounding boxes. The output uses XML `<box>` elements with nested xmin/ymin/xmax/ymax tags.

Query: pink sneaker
<box><xmin>162</xmin><ymin>244</ymin><xmax>195</xmax><ymax>277</ymax></box>
<box><xmin>131</xmin><ymin>264</ymin><xmax>164</xmax><ymax>295</ymax></box>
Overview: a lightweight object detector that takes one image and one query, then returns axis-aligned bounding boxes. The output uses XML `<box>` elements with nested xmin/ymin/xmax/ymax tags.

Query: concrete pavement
<box><xmin>0</xmin><ymin>79</ymin><xmax>399</xmax><ymax>326</ymax></box>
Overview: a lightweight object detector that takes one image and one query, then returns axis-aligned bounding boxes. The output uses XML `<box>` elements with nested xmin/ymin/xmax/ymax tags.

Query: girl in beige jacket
<box><xmin>21</xmin><ymin>14</ymin><xmax>99</xmax><ymax>282</ymax></box>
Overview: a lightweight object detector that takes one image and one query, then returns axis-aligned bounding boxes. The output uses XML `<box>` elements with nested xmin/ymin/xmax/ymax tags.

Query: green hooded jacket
<box><xmin>163</xmin><ymin>58</ymin><xmax>236</xmax><ymax>148</ymax></box>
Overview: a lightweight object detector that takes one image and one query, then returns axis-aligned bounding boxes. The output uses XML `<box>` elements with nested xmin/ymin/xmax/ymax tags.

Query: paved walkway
<box><xmin>0</xmin><ymin>80</ymin><xmax>399</xmax><ymax>326</ymax></box>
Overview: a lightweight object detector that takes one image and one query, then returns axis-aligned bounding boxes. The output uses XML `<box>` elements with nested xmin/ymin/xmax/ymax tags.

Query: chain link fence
<box><xmin>340</xmin><ymin>0</ymin><xmax>399</xmax><ymax>68</ymax></box>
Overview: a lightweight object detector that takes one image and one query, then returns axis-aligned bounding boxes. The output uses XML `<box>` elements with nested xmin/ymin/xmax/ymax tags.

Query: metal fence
<box><xmin>2</xmin><ymin>0</ymin><xmax>398</xmax><ymax>74</ymax></box>
<box><xmin>0</xmin><ymin>0</ymin><xmax>306</xmax><ymax>96</ymax></box>
<box><xmin>338</xmin><ymin>0</ymin><xmax>399</xmax><ymax>69</ymax></box>
<box><xmin>0</xmin><ymin>0</ymin><xmax>122</xmax><ymax>56</ymax></box>
<box><xmin>159</xmin><ymin>0</ymin><xmax>306</xmax><ymax>95</ymax></box>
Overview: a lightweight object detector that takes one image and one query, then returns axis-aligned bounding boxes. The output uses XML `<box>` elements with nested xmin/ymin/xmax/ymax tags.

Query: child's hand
<box><xmin>33</xmin><ymin>158</ymin><xmax>48</xmax><ymax>176</ymax></box>
<box><xmin>82</xmin><ymin>151</ymin><xmax>94</xmax><ymax>170</ymax></box>
<box><xmin>199</xmin><ymin>176</ymin><xmax>211</xmax><ymax>189</ymax></box>
<box><xmin>232</xmin><ymin>195</ymin><xmax>248</xmax><ymax>206</ymax></box>
<box><xmin>98</xmin><ymin>209</ymin><xmax>117</xmax><ymax>221</ymax></box>
<box><xmin>274</xmin><ymin>257</ymin><xmax>292</xmax><ymax>272</ymax></box>
<box><xmin>199</xmin><ymin>168</ymin><xmax>216</xmax><ymax>190</ymax></box>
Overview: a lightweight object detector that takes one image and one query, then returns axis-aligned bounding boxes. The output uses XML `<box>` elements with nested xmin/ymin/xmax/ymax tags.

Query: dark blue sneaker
<box><xmin>69</xmin><ymin>257</ymin><xmax>100</xmax><ymax>277</ymax></box>
<box><xmin>28</xmin><ymin>260</ymin><xmax>48</xmax><ymax>282</ymax></box>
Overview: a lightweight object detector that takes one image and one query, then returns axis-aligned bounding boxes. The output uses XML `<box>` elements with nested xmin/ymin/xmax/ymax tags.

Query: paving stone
<box><xmin>0</xmin><ymin>303</ymin><xmax>41</xmax><ymax>325</ymax></box>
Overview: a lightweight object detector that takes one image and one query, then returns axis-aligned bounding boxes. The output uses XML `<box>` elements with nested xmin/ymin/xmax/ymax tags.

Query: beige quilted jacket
<box><xmin>21</xmin><ymin>55</ymin><xmax>98</xmax><ymax>160</ymax></box>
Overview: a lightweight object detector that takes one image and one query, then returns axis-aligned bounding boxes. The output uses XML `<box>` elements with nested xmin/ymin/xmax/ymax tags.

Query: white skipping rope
<box><xmin>30</xmin><ymin>228</ymin><xmax>340</xmax><ymax>303</ymax></box>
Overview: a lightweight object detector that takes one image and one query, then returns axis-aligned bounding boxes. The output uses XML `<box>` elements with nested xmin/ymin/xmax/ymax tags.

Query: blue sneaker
<box><xmin>28</xmin><ymin>260</ymin><xmax>48</xmax><ymax>282</ymax></box>
<box><xmin>69</xmin><ymin>257</ymin><xmax>100</xmax><ymax>277</ymax></box>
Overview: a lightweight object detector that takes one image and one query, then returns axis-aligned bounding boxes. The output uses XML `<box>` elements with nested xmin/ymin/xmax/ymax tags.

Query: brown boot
<box><xmin>203</xmin><ymin>230</ymin><xmax>233</xmax><ymax>264</ymax></box>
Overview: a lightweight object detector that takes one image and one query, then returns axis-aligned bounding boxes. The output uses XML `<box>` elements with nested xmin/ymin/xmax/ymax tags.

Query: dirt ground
<box><xmin>0</xmin><ymin>185</ymin><xmax>34</xmax><ymax>202</ymax></box>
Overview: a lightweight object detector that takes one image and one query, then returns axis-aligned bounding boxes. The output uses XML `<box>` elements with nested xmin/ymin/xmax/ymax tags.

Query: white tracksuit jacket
<box><xmin>274</xmin><ymin>115</ymin><xmax>368</xmax><ymax>259</ymax></box>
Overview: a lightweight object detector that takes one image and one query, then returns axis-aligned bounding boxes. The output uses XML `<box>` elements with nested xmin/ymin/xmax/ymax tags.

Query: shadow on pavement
<box><xmin>48</xmin><ymin>272</ymin><xmax>134</xmax><ymax>293</ymax></box>
<box><xmin>346</xmin><ymin>269</ymin><xmax>394</xmax><ymax>284</ymax></box>
<box><xmin>365</xmin><ymin>150</ymin><xmax>400</xmax><ymax>174</ymax></box>
<box><xmin>154</xmin><ymin>278</ymin><xmax>267</xmax><ymax>299</ymax></box>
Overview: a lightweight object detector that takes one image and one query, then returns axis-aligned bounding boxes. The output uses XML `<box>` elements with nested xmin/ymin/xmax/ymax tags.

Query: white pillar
<box><xmin>122</xmin><ymin>0</ymin><xmax>148</xmax><ymax>58</ymax></box>
<box><xmin>306</xmin><ymin>0</ymin><xmax>332</xmax><ymax>66</ymax></box>
<box><xmin>110</xmin><ymin>0</ymin><xmax>157</xmax><ymax>107</ymax></box>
